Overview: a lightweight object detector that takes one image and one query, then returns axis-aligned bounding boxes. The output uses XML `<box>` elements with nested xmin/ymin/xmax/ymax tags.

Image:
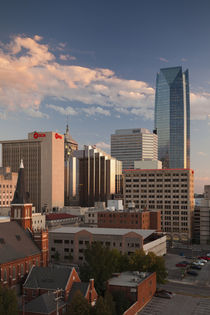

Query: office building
<box><xmin>49</xmin><ymin>227</ymin><xmax>166</xmax><ymax>264</ymax></box>
<box><xmin>64</xmin><ymin>124</ymin><xmax>78</xmax><ymax>206</ymax></box>
<box><xmin>124</xmin><ymin>168</ymin><xmax>194</xmax><ymax>242</ymax></box>
<box><xmin>155</xmin><ymin>66</ymin><xmax>190</xmax><ymax>168</ymax></box>
<box><xmin>134</xmin><ymin>160</ymin><xmax>162</xmax><ymax>170</ymax></box>
<box><xmin>111</xmin><ymin>128</ymin><xmax>158</xmax><ymax>170</ymax></box>
<box><xmin>70</xmin><ymin>145</ymin><xmax>122</xmax><ymax>207</ymax></box>
<box><xmin>0</xmin><ymin>167</ymin><xmax>18</xmax><ymax>209</ymax></box>
<box><xmin>1</xmin><ymin>131</ymin><xmax>64</xmax><ymax>211</ymax></box>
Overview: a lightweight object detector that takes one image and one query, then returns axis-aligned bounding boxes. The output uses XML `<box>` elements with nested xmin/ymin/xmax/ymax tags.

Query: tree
<box><xmin>0</xmin><ymin>285</ymin><xmax>18</xmax><ymax>315</ymax></box>
<box><xmin>66</xmin><ymin>290</ymin><xmax>91</xmax><ymax>315</ymax></box>
<box><xmin>111</xmin><ymin>290</ymin><xmax>132</xmax><ymax>315</ymax></box>
<box><xmin>80</xmin><ymin>242</ymin><xmax>121</xmax><ymax>295</ymax></box>
<box><xmin>91</xmin><ymin>292</ymin><xmax>116</xmax><ymax>315</ymax></box>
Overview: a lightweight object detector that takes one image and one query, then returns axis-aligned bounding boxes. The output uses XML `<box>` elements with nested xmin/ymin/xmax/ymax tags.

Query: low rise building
<box><xmin>49</xmin><ymin>227</ymin><xmax>166</xmax><ymax>265</ymax></box>
<box><xmin>107</xmin><ymin>271</ymin><xmax>156</xmax><ymax>315</ymax></box>
<box><xmin>46</xmin><ymin>213</ymin><xmax>80</xmax><ymax>228</ymax></box>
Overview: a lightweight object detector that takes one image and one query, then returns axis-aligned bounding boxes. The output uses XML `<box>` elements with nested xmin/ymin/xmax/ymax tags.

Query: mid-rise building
<box><xmin>124</xmin><ymin>168</ymin><xmax>194</xmax><ymax>242</ymax></box>
<box><xmin>0</xmin><ymin>167</ymin><xmax>17</xmax><ymax>209</ymax></box>
<box><xmin>111</xmin><ymin>128</ymin><xmax>158</xmax><ymax>170</ymax></box>
<box><xmin>155</xmin><ymin>66</ymin><xmax>190</xmax><ymax>168</ymax></box>
<box><xmin>70</xmin><ymin>145</ymin><xmax>122</xmax><ymax>207</ymax></box>
<box><xmin>1</xmin><ymin>131</ymin><xmax>64</xmax><ymax>211</ymax></box>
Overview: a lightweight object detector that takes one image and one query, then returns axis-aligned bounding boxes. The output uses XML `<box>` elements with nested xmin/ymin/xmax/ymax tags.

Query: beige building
<box><xmin>0</xmin><ymin>167</ymin><xmax>18</xmax><ymax>209</ymax></box>
<box><xmin>49</xmin><ymin>227</ymin><xmax>166</xmax><ymax>264</ymax></box>
<box><xmin>111</xmin><ymin>128</ymin><xmax>158</xmax><ymax>170</ymax></box>
<box><xmin>124</xmin><ymin>168</ymin><xmax>194</xmax><ymax>242</ymax></box>
<box><xmin>196</xmin><ymin>185</ymin><xmax>210</xmax><ymax>245</ymax></box>
<box><xmin>1</xmin><ymin>131</ymin><xmax>64</xmax><ymax>211</ymax></box>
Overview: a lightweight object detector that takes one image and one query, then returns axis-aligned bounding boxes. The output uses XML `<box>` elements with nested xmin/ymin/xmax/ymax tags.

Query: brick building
<box><xmin>22</xmin><ymin>266</ymin><xmax>98</xmax><ymax>315</ymax></box>
<box><xmin>97</xmin><ymin>210</ymin><xmax>161</xmax><ymax>231</ymax></box>
<box><xmin>0</xmin><ymin>161</ymin><xmax>48</xmax><ymax>289</ymax></box>
<box><xmin>107</xmin><ymin>271</ymin><xmax>156</xmax><ymax>315</ymax></box>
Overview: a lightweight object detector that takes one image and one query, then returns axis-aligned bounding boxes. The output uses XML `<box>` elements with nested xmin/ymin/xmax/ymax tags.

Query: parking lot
<box><xmin>139</xmin><ymin>251</ymin><xmax>210</xmax><ymax>314</ymax></box>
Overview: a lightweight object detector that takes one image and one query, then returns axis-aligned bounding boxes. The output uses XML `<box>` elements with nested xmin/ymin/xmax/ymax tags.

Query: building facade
<box><xmin>1</xmin><ymin>131</ymin><xmax>64</xmax><ymax>211</ymax></box>
<box><xmin>124</xmin><ymin>168</ymin><xmax>194</xmax><ymax>242</ymax></box>
<box><xmin>111</xmin><ymin>128</ymin><xmax>158</xmax><ymax>170</ymax></box>
<box><xmin>155</xmin><ymin>66</ymin><xmax>190</xmax><ymax>169</ymax></box>
<box><xmin>97</xmin><ymin>210</ymin><xmax>161</xmax><ymax>231</ymax></box>
<box><xmin>71</xmin><ymin>145</ymin><xmax>122</xmax><ymax>207</ymax></box>
<box><xmin>49</xmin><ymin>227</ymin><xmax>166</xmax><ymax>265</ymax></box>
<box><xmin>0</xmin><ymin>167</ymin><xmax>17</xmax><ymax>209</ymax></box>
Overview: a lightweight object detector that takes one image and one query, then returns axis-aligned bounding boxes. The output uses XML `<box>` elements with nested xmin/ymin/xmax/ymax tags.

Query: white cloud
<box><xmin>46</xmin><ymin>104</ymin><xmax>78</xmax><ymax>116</ymax></box>
<box><xmin>159</xmin><ymin>57</ymin><xmax>169</xmax><ymax>63</ymax></box>
<box><xmin>0</xmin><ymin>35</ymin><xmax>155</xmax><ymax>120</ymax></box>
<box><xmin>197</xmin><ymin>151</ymin><xmax>207</xmax><ymax>157</ymax></box>
<box><xmin>81</xmin><ymin>106</ymin><xmax>111</xmax><ymax>116</ymax></box>
<box><xmin>95</xmin><ymin>142</ymin><xmax>110</xmax><ymax>149</ymax></box>
<box><xmin>59</xmin><ymin>54</ymin><xmax>76</xmax><ymax>61</ymax></box>
<box><xmin>190</xmin><ymin>92</ymin><xmax>210</xmax><ymax>120</ymax></box>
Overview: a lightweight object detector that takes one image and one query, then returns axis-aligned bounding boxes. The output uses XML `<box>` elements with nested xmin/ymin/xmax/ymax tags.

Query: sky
<box><xmin>0</xmin><ymin>0</ymin><xmax>210</xmax><ymax>193</ymax></box>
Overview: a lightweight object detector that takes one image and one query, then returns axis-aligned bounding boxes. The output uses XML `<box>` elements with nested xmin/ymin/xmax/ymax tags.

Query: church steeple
<box><xmin>11</xmin><ymin>159</ymin><xmax>30</xmax><ymax>204</ymax></box>
<box><xmin>10</xmin><ymin>160</ymin><xmax>32</xmax><ymax>230</ymax></box>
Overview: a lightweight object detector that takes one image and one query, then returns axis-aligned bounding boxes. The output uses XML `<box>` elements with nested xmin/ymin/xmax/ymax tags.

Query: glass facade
<box><xmin>155</xmin><ymin>67</ymin><xmax>190</xmax><ymax>169</ymax></box>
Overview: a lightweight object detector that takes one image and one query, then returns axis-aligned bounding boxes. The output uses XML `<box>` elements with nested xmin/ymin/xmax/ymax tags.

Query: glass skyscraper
<box><xmin>154</xmin><ymin>66</ymin><xmax>190</xmax><ymax>169</ymax></box>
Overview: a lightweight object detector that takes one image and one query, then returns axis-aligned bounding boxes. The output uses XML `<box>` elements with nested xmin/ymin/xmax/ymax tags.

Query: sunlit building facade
<box><xmin>155</xmin><ymin>66</ymin><xmax>190</xmax><ymax>169</ymax></box>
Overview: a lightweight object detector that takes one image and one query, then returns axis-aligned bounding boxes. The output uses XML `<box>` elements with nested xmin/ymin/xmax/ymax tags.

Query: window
<box><xmin>3</xmin><ymin>269</ymin><xmax>7</xmax><ymax>282</ymax></box>
<box><xmin>54</xmin><ymin>239</ymin><xmax>62</xmax><ymax>244</ymax></box>
<box><xmin>12</xmin><ymin>266</ymin><xmax>16</xmax><ymax>279</ymax></box>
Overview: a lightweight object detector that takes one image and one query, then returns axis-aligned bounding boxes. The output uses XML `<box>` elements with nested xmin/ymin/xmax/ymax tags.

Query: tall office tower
<box><xmin>123</xmin><ymin>168</ymin><xmax>194</xmax><ymax>242</ymax></box>
<box><xmin>1</xmin><ymin>131</ymin><xmax>64</xmax><ymax>211</ymax></box>
<box><xmin>71</xmin><ymin>145</ymin><xmax>122</xmax><ymax>207</ymax></box>
<box><xmin>111</xmin><ymin>128</ymin><xmax>158</xmax><ymax>170</ymax></box>
<box><xmin>155</xmin><ymin>66</ymin><xmax>190</xmax><ymax>168</ymax></box>
<box><xmin>64</xmin><ymin>124</ymin><xmax>78</xmax><ymax>206</ymax></box>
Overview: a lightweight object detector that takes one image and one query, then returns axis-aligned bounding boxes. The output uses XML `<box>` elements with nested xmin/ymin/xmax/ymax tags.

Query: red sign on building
<box><xmin>55</xmin><ymin>133</ymin><xmax>62</xmax><ymax>140</ymax></box>
<box><xmin>33</xmin><ymin>132</ymin><xmax>46</xmax><ymax>139</ymax></box>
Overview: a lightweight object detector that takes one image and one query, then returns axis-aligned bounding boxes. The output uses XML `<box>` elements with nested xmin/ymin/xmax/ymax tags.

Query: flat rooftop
<box><xmin>108</xmin><ymin>271</ymin><xmax>151</xmax><ymax>287</ymax></box>
<box><xmin>50</xmin><ymin>227</ymin><xmax>155</xmax><ymax>239</ymax></box>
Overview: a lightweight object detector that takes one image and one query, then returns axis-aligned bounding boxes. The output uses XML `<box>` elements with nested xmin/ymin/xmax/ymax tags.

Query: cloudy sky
<box><xmin>0</xmin><ymin>0</ymin><xmax>210</xmax><ymax>192</ymax></box>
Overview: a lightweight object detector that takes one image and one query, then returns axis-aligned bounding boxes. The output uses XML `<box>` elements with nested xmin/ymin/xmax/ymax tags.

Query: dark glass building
<box><xmin>155</xmin><ymin>66</ymin><xmax>190</xmax><ymax>169</ymax></box>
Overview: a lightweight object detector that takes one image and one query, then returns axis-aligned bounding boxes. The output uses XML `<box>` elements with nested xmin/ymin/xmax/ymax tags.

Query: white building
<box><xmin>111</xmin><ymin>128</ymin><xmax>158</xmax><ymax>170</ymax></box>
<box><xmin>134</xmin><ymin>160</ymin><xmax>162</xmax><ymax>170</ymax></box>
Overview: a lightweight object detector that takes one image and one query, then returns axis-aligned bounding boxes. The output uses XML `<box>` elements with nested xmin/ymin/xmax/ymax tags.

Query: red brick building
<box><xmin>22</xmin><ymin>266</ymin><xmax>98</xmax><ymax>315</ymax></box>
<box><xmin>98</xmin><ymin>210</ymin><xmax>161</xmax><ymax>231</ymax></box>
<box><xmin>107</xmin><ymin>271</ymin><xmax>156</xmax><ymax>315</ymax></box>
<box><xmin>0</xmin><ymin>160</ymin><xmax>48</xmax><ymax>289</ymax></box>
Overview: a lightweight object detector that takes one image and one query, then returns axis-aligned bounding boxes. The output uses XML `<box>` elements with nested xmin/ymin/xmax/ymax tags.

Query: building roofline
<box><xmin>124</xmin><ymin>168</ymin><xmax>194</xmax><ymax>172</ymax></box>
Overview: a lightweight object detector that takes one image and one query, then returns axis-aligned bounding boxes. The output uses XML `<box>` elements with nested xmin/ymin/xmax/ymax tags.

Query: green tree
<box><xmin>91</xmin><ymin>292</ymin><xmax>116</xmax><ymax>315</ymax></box>
<box><xmin>111</xmin><ymin>290</ymin><xmax>132</xmax><ymax>315</ymax></box>
<box><xmin>0</xmin><ymin>285</ymin><xmax>18</xmax><ymax>315</ymax></box>
<box><xmin>66</xmin><ymin>290</ymin><xmax>91</xmax><ymax>315</ymax></box>
<box><xmin>128</xmin><ymin>249</ymin><xmax>146</xmax><ymax>271</ymax></box>
<box><xmin>80</xmin><ymin>242</ymin><xmax>121</xmax><ymax>295</ymax></box>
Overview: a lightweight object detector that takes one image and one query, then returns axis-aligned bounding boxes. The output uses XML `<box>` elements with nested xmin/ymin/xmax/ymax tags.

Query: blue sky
<box><xmin>0</xmin><ymin>0</ymin><xmax>210</xmax><ymax>192</ymax></box>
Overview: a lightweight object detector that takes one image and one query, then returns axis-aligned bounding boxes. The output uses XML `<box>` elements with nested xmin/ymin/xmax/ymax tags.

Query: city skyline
<box><xmin>0</xmin><ymin>0</ymin><xmax>210</xmax><ymax>192</ymax></box>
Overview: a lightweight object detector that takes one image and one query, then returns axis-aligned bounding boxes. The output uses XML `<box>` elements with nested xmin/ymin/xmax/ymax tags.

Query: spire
<box><xmin>11</xmin><ymin>160</ymin><xmax>30</xmax><ymax>204</ymax></box>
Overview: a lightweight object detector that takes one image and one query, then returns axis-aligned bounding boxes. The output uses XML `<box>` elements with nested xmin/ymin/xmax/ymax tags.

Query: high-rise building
<box><xmin>1</xmin><ymin>131</ymin><xmax>64</xmax><ymax>211</ymax></box>
<box><xmin>155</xmin><ymin>66</ymin><xmax>190</xmax><ymax>168</ymax></box>
<box><xmin>70</xmin><ymin>145</ymin><xmax>122</xmax><ymax>207</ymax></box>
<box><xmin>111</xmin><ymin>128</ymin><xmax>158</xmax><ymax>170</ymax></box>
<box><xmin>64</xmin><ymin>124</ymin><xmax>78</xmax><ymax>206</ymax></box>
<box><xmin>123</xmin><ymin>168</ymin><xmax>194</xmax><ymax>242</ymax></box>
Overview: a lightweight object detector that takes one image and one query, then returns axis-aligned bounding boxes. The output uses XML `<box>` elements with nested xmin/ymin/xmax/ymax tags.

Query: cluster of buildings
<box><xmin>0</xmin><ymin>65</ymin><xmax>209</xmax><ymax>314</ymax></box>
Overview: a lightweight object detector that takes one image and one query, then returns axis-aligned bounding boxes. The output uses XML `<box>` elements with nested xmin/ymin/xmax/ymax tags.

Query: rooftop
<box><xmin>46</xmin><ymin>213</ymin><xmax>77</xmax><ymax>221</ymax></box>
<box><xmin>50</xmin><ymin>227</ymin><xmax>155</xmax><ymax>239</ymax></box>
<box><xmin>108</xmin><ymin>271</ymin><xmax>151</xmax><ymax>287</ymax></box>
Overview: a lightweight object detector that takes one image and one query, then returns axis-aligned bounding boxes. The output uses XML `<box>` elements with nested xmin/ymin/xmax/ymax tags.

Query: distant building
<box><xmin>124</xmin><ymin>168</ymin><xmax>194</xmax><ymax>242</ymax></box>
<box><xmin>107</xmin><ymin>271</ymin><xmax>156</xmax><ymax>315</ymax></box>
<box><xmin>0</xmin><ymin>166</ymin><xmax>17</xmax><ymax>209</ymax></box>
<box><xmin>1</xmin><ymin>131</ymin><xmax>64</xmax><ymax>211</ymax></box>
<box><xmin>155</xmin><ymin>66</ymin><xmax>190</xmax><ymax>168</ymax></box>
<box><xmin>134</xmin><ymin>160</ymin><xmax>162</xmax><ymax>170</ymax></box>
<box><xmin>111</xmin><ymin>128</ymin><xmax>158</xmax><ymax>170</ymax></box>
<box><xmin>71</xmin><ymin>145</ymin><xmax>122</xmax><ymax>207</ymax></box>
<box><xmin>49</xmin><ymin>227</ymin><xmax>166</xmax><ymax>265</ymax></box>
<box><xmin>64</xmin><ymin>124</ymin><xmax>78</xmax><ymax>206</ymax></box>
<box><xmin>46</xmin><ymin>212</ymin><xmax>80</xmax><ymax>228</ymax></box>
<box><xmin>97</xmin><ymin>210</ymin><xmax>161</xmax><ymax>231</ymax></box>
